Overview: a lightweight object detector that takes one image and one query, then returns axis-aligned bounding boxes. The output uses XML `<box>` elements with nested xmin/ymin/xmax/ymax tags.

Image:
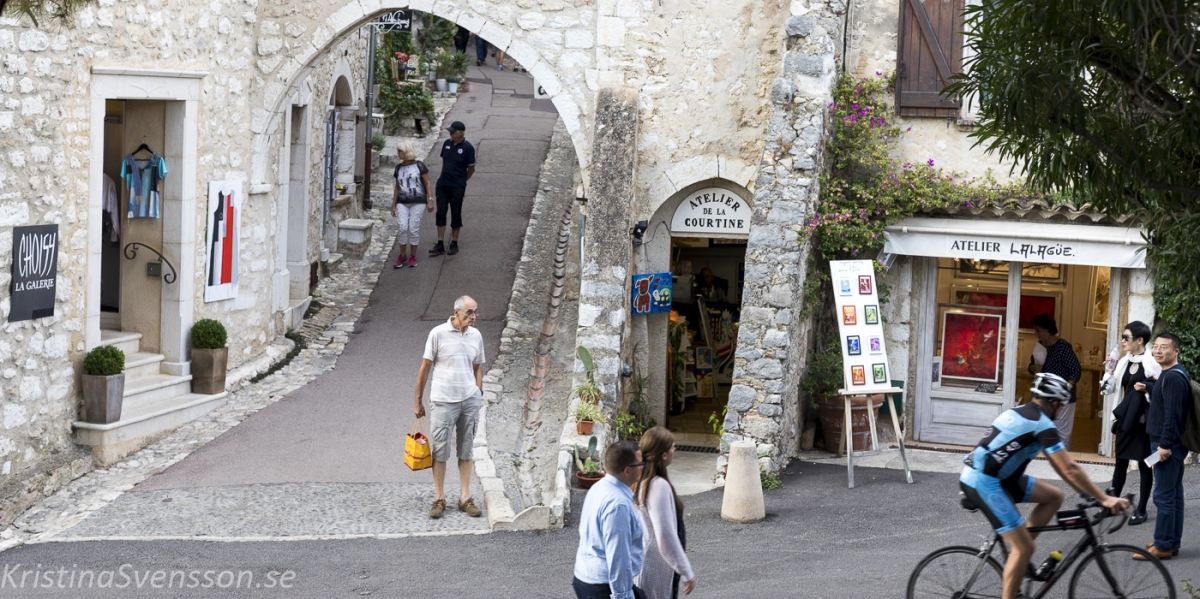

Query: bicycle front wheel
<box><xmin>1068</xmin><ymin>544</ymin><xmax>1175</xmax><ymax>599</ymax></box>
<box><xmin>907</xmin><ymin>546</ymin><xmax>1004</xmax><ymax>599</ymax></box>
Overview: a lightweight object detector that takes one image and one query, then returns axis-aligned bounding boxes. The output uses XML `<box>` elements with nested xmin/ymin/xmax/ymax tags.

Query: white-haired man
<box><xmin>414</xmin><ymin>295</ymin><xmax>485</xmax><ymax>518</ymax></box>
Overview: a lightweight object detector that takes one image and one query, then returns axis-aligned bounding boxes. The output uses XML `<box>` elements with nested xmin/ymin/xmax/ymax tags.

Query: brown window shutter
<box><xmin>896</xmin><ymin>0</ymin><xmax>965</xmax><ymax>117</ymax></box>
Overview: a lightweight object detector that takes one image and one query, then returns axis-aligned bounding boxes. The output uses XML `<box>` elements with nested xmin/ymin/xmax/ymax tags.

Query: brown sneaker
<box><xmin>457</xmin><ymin>498</ymin><xmax>482</xmax><ymax>517</ymax></box>
<box><xmin>429</xmin><ymin>498</ymin><xmax>447</xmax><ymax>519</ymax></box>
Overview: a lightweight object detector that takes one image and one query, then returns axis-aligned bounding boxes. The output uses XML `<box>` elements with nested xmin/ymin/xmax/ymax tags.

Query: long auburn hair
<box><xmin>633</xmin><ymin>426</ymin><xmax>684</xmax><ymax>513</ymax></box>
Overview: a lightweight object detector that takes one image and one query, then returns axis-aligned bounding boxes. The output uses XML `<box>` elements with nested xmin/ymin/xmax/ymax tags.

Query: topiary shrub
<box><xmin>84</xmin><ymin>345</ymin><xmax>125</xmax><ymax>376</ymax></box>
<box><xmin>192</xmin><ymin>319</ymin><xmax>228</xmax><ymax>350</ymax></box>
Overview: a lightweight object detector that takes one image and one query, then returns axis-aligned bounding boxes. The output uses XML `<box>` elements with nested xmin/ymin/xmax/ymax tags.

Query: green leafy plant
<box><xmin>708</xmin><ymin>406</ymin><xmax>727</xmax><ymax>437</ymax></box>
<box><xmin>371</xmin><ymin>132</ymin><xmax>386</xmax><ymax>153</ymax></box>
<box><xmin>574</xmin><ymin>346</ymin><xmax>603</xmax><ymax>404</ymax></box>
<box><xmin>0</xmin><ymin>0</ymin><xmax>92</xmax><ymax>26</ymax></box>
<box><xmin>799</xmin><ymin>330</ymin><xmax>845</xmax><ymax>402</ymax></box>
<box><xmin>374</xmin><ymin>30</ymin><xmax>416</xmax><ymax>84</ymax></box>
<box><xmin>1181</xmin><ymin>579</ymin><xmax>1199</xmax><ymax>599</ymax></box>
<box><xmin>574</xmin><ymin>400</ymin><xmax>603</xmax><ymax>424</ymax></box>
<box><xmin>574</xmin><ymin>436</ymin><xmax>602</xmax><ymax>476</ymax></box>
<box><xmin>191</xmin><ymin>319</ymin><xmax>227</xmax><ymax>349</ymax></box>
<box><xmin>378</xmin><ymin>82</ymin><xmax>434</xmax><ymax>121</ymax></box>
<box><xmin>760</xmin><ymin>471</ymin><xmax>783</xmax><ymax>491</ymax></box>
<box><xmin>615</xmin><ymin>413</ymin><xmax>649</xmax><ymax>442</ymax></box>
<box><xmin>84</xmin><ymin>345</ymin><xmax>125</xmax><ymax>376</ymax></box>
<box><xmin>418</xmin><ymin>13</ymin><xmax>458</xmax><ymax>52</ymax></box>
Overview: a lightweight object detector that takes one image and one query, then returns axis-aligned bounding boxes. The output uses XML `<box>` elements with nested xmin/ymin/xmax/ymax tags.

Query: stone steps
<box><xmin>123</xmin><ymin>351</ymin><xmax>165</xmax><ymax>379</ymax></box>
<box><xmin>99</xmin><ymin>329</ymin><xmax>142</xmax><ymax>355</ymax></box>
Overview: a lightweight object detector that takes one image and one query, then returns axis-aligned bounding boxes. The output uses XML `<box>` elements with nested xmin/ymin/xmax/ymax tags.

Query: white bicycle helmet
<box><xmin>1031</xmin><ymin>372</ymin><xmax>1071</xmax><ymax>404</ymax></box>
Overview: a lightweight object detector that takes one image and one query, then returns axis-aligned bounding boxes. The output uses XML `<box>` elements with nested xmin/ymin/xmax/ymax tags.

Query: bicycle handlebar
<box><xmin>1078</xmin><ymin>492</ymin><xmax>1134</xmax><ymax>535</ymax></box>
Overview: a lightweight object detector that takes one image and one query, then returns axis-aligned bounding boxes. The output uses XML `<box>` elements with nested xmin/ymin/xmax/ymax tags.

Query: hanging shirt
<box><xmin>102</xmin><ymin>173</ymin><xmax>120</xmax><ymax>241</ymax></box>
<box><xmin>121</xmin><ymin>153</ymin><xmax>168</xmax><ymax>219</ymax></box>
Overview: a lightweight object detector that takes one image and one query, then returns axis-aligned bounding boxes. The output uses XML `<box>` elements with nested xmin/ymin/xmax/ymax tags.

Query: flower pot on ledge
<box><xmin>192</xmin><ymin>347</ymin><xmax>229</xmax><ymax>395</ymax></box>
<box><xmin>575</xmin><ymin>471</ymin><xmax>603</xmax><ymax>489</ymax></box>
<box><xmin>82</xmin><ymin>373</ymin><xmax>125</xmax><ymax>424</ymax></box>
<box><xmin>576</xmin><ymin>420</ymin><xmax>594</xmax><ymax>435</ymax></box>
<box><xmin>816</xmin><ymin>393</ymin><xmax>884</xmax><ymax>453</ymax></box>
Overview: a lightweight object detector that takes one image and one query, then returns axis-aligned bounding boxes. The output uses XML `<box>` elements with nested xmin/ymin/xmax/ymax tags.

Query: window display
<box><xmin>940</xmin><ymin>311</ymin><xmax>1003</xmax><ymax>383</ymax></box>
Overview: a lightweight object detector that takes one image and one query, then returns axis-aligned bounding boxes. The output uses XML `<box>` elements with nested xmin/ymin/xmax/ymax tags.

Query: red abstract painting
<box><xmin>954</xmin><ymin>291</ymin><xmax>1056</xmax><ymax>330</ymax></box>
<box><xmin>940</xmin><ymin>312</ymin><xmax>1002</xmax><ymax>382</ymax></box>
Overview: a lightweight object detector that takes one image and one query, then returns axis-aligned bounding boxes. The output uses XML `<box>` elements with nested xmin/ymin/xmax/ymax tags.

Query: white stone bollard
<box><xmin>721</xmin><ymin>440</ymin><xmax>766</xmax><ymax>523</ymax></box>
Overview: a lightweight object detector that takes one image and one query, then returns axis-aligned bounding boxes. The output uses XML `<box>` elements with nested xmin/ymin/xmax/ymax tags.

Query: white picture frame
<box><xmin>203</xmin><ymin>180</ymin><xmax>242</xmax><ymax>303</ymax></box>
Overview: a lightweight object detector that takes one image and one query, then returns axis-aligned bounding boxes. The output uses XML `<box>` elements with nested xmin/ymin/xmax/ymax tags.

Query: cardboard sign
<box><xmin>831</xmin><ymin>259</ymin><xmax>892</xmax><ymax>394</ymax></box>
<box><xmin>9</xmin><ymin>224</ymin><xmax>59</xmax><ymax>322</ymax></box>
<box><xmin>630</xmin><ymin>272</ymin><xmax>672</xmax><ymax>315</ymax></box>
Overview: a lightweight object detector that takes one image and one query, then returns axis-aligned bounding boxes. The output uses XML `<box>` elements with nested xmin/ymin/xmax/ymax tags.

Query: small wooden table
<box><xmin>837</xmin><ymin>387</ymin><xmax>915</xmax><ymax>488</ymax></box>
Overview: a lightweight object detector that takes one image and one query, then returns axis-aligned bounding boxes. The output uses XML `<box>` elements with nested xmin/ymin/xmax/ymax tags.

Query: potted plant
<box><xmin>801</xmin><ymin>334</ymin><xmax>882</xmax><ymax>452</ymax></box>
<box><xmin>82</xmin><ymin>345</ymin><xmax>125</xmax><ymax>423</ymax></box>
<box><xmin>191</xmin><ymin>318</ymin><xmax>228</xmax><ymax>394</ymax></box>
<box><xmin>573</xmin><ymin>345</ymin><xmax>603</xmax><ymax>404</ymax></box>
<box><xmin>446</xmin><ymin>74</ymin><xmax>460</xmax><ymax>95</ymax></box>
<box><xmin>574</xmin><ymin>436</ymin><xmax>604</xmax><ymax>489</ymax></box>
<box><xmin>434</xmin><ymin>50</ymin><xmax>455</xmax><ymax>92</ymax></box>
<box><xmin>574</xmin><ymin>400</ymin><xmax>603</xmax><ymax>435</ymax></box>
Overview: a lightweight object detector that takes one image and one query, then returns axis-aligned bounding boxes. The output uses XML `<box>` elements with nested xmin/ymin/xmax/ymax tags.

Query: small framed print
<box><xmin>847</xmin><ymin>335</ymin><xmax>861</xmax><ymax>356</ymax></box>
<box><xmin>872</xmin><ymin>363</ymin><xmax>887</xmax><ymax>384</ymax></box>
<box><xmin>839</xmin><ymin>278</ymin><xmax>853</xmax><ymax>296</ymax></box>
<box><xmin>931</xmin><ymin>356</ymin><xmax>942</xmax><ymax>389</ymax></box>
<box><xmin>869</xmin><ymin>336</ymin><xmax>882</xmax><ymax>354</ymax></box>
<box><xmin>858</xmin><ymin>275</ymin><xmax>873</xmax><ymax>295</ymax></box>
<box><xmin>842</xmin><ymin>305</ymin><xmax>857</xmax><ymax>326</ymax></box>
<box><xmin>851</xmin><ymin>365</ymin><xmax>866</xmax><ymax>386</ymax></box>
<box><xmin>864</xmin><ymin>304</ymin><xmax>879</xmax><ymax>325</ymax></box>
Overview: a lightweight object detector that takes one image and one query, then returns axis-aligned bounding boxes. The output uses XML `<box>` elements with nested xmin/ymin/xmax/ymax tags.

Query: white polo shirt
<box><xmin>423</xmin><ymin>317</ymin><xmax>485</xmax><ymax>403</ymax></box>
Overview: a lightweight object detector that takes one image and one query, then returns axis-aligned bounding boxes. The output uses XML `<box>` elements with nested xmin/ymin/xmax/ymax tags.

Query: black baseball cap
<box><xmin>447</xmin><ymin>121</ymin><xmax>466</xmax><ymax>133</ymax></box>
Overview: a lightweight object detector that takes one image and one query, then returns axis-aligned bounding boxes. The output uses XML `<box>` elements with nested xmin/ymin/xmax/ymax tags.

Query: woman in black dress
<box><xmin>1104</xmin><ymin>320</ymin><xmax>1160</xmax><ymax>525</ymax></box>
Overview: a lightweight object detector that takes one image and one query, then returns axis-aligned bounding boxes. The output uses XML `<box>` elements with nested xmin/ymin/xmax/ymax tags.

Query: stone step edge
<box><xmin>474</xmin><ymin>377</ymin><xmax>553</xmax><ymax>532</ymax></box>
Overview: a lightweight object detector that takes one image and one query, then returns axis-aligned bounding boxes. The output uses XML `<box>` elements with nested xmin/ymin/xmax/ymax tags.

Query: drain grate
<box><xmin>676</xmin><ymin>445</ymin><xmax>719</xmax><ymax>454</ymax></box>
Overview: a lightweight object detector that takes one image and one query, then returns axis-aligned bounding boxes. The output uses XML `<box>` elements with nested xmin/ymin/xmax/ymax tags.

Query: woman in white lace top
<box><xmin>633</xmin><ymin>427</ymin><xmax>695</xmax><ymax>598</ymax></box>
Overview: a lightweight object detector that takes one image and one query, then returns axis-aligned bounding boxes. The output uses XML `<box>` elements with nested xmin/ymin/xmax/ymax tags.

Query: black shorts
<box><xmin>959</xmin><ymin>474</ymin><xmax>1036</xmax><ymax>534</ymax></box>
<box><xmin>435</xmin><ymin>185</ymin><xmax>466</xmax><ymax>229</ymax></box>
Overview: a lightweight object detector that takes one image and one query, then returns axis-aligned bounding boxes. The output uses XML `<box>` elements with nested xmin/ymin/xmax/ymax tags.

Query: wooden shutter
<box><xmin>896</xmin><ymin>0</ymin><xmax>965</xmax><ymax>117</ymax></box>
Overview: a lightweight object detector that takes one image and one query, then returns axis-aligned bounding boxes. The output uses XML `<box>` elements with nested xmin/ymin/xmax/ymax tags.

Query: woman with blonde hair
<box><xmin>390</xmin><ymin>139</ymin><xmax>433</xmax><ymax>268</ymax></box>
<box><xmin>633</xmin><ymin>427</ymin><xmax>695</xmax><ymax>598</ymax></box>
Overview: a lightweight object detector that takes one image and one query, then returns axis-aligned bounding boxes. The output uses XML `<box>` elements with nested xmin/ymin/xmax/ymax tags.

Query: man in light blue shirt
<box><xmin>573</xmin><ymin>441</ymin><xmax>645</xmax><ymax>599</ymax></box>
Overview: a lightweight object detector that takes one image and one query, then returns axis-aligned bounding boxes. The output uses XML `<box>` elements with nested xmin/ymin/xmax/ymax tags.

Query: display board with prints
<box><xmin>831</xmin><ymin>260</ymin><xmax>892</xmax><ymax>394</ymax></box>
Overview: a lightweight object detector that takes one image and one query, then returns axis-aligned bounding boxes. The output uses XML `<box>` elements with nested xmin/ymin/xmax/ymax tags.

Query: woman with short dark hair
<box><xmin>1028</xmin><ymin>314</ymin><xmax>1082</xmax><ymax>447</ymax></box>
<box><xmin>1102</xmin><ymin>320</ymin><xmax>1159</xmax><ymax>525</ymax></box>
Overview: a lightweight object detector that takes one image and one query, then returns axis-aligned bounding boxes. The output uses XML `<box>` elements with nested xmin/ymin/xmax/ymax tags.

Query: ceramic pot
<box><xmin>192</xmin><ymin>347</ymin><xmax>229</xmax><ymax>395</ymax></box>
<box><xmin>448</xmin><ymin>82</ymin><xmax>459</xmax><ymax>94</ymax></box>
<box><xmin>575</xmin><ymin>471</ymin><xmax>603</xmax><ymax>489</ymax></box>
<box><xmin>435</xmin><ymin>79</ymin><xmax>448</xmax><ymax>92</ymax></box>
<box><xmin>82</xmin><ymin>373</ymin><xmax>125</xmax><ymax>424</ymax></box>
<box><xmin>576</xmin><ymin>420</ymin><xmax>594</xmax><ymax>435</ymax></box>
<box><xmin>816</xmin><ymin>393</ymin><xmax>884</xmax><ymax>453</ymax></box>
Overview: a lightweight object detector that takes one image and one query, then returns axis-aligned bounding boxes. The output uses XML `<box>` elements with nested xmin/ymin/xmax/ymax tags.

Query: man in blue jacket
<box><xmin>1138</xmin><ymin>332</ymin><xmax>1192</xmax><ymax>560</ymax></box>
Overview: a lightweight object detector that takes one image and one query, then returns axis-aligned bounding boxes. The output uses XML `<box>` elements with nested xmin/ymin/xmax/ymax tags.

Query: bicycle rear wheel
<box><xmin>1068</xmin><ymin>544</ymin><xmax>1175</xmax><ymax>599</ymax></box>
<box><xmin>907</xmin><ymin>546</ymin><xmax>1004</xmax><ymax>599</ymax></box>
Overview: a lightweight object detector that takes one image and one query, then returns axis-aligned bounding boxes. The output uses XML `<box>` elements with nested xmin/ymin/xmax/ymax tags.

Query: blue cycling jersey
<box><xmin>962</xmin><ymin>403</ymin><xmax>1065</xmax><ymax>483</ymax></box>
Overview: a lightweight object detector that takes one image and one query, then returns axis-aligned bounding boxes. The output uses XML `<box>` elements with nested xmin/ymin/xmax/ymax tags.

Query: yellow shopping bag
<box><xmin>405</xmin><ymin>418</ymin><xmax>433</xmax><ymax>471</ymax></box>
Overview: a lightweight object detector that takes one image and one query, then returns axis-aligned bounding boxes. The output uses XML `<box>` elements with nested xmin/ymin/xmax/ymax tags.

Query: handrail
<box><xmin>122</xmin><ymin>242</ymin><xmax>178</xmax><ymax>284</ymax></box>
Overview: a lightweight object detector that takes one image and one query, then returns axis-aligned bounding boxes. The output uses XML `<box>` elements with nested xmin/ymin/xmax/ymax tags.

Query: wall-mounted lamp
<box><xmin>630</xmin><ymin>220</ymin><xmax>649</xmax><ymax>245</ymax></box>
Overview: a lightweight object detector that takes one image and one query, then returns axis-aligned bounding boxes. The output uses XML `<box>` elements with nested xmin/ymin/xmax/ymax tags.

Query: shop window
<box><xmin>933</xmin><ymin>258</ymin><xmax>1010</xmax><ymax>395</ymax></box>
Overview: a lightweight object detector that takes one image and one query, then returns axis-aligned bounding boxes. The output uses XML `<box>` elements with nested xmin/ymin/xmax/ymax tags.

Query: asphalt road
<box><xmin>4</xmin><ymin>462</ymin><xmax>1196</xmax><ymax>598</ymax></box>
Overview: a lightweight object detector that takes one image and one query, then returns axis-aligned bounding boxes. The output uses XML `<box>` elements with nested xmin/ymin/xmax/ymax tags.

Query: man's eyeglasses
<box><xmin>461</xmin><ymin>309</ymin><xmax>479</xmax><ymax>316</ymax></box>
<box><xmin>626</xmin><ymin>463</ymin><xmax>645</xmax><ymax>469</ymax></box>
<box><xmin>1121</xmin><ymin>334</ymin><xmax>1132</xmax><ymax>341</ymax></box>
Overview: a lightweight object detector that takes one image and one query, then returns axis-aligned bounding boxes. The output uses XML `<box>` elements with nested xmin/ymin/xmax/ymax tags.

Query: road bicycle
<box><xmin>906</xmin><ymin>493</ymin><xmax>1175</xmax><ymax>598</ymax></box>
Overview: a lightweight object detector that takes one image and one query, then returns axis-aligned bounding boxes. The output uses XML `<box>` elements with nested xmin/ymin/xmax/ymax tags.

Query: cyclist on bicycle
<box><xmin>959</xmin><ymin>373</ymin><xmax>1130</xmax><ymax>599</ymax></box>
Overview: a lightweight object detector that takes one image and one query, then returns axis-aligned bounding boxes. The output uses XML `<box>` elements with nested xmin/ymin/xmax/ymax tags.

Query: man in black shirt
<box><xmin>1137</xmin><ymin>332</ymin><xmax>1192</xmax><ymax>561</ymax></box>
<box><xmin>430</xmin><ymin>121</ymin><xmax>476</xmax><ymax>256</ymax></box>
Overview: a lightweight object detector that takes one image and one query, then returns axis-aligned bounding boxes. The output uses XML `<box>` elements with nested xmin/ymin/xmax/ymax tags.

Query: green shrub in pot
<box><xmin>191</xmin><ymin>318</ymin><xmax>227</xmax><ymax>349</ymax></box>
<box><xmin>84</xmin><ymin>345</ymin><xmax>125</xmax><ymax>376</ymax></box>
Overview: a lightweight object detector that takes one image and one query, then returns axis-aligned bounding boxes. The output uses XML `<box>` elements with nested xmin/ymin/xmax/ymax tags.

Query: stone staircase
<box><xmin>73</xmin><ymin>330</ymin><xmax>229</xmax><ymax>465</ymax></box>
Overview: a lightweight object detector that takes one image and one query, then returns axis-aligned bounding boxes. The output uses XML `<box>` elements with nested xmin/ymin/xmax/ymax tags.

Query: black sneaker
<box><xmin>447</xmin><ymin>241</ymin><xmax>459</xmax><ymax>255</ymax></box>
<box><xmin>428</xmin><ymin>241</ymin><xmax>445</xmax><ymax>256</ymax></box>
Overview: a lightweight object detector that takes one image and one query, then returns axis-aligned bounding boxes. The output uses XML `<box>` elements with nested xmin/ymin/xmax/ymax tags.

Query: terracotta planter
<box><xmin>816</xmin><ymin>393</ymin><xmax>884</xmax><ymax>453</ymax></box>
<box><xmin>575</xmin><ymin>471</ymin><xmax>603</xmax><ymax>489</ymax></box>
<box><xmin>82</xmin><ymin>373</ymin><xmax>124</xmax><ymax>424</ymax></box>
<box><xmin>576</xmin><ymin>420</ymin><xmax>594</xmax><ymax>435</ymax></box>
<box><xmin>192</xmin><ymin>347</ymin><xmax>228</xmax><ymax>395</ymax></box>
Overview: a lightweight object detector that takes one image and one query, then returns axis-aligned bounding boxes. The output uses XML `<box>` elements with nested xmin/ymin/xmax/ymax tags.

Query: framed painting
<box><xmin>858</xmin><ymin>275</ymin><xmax>873</xmax><ymax>295</ymax></box>
<box><xmin>838</xmin><ymin>278</ymin><xmax>852</xmax><ymax>296</ymax></box>
<box><xmin>868</xmin><ymin>336</ymin><xmax>882</xmax><ymax>354</ymax></box>
<box><xmin>842</xmin><ymin>305</ymin><xmax>857</xmax><ymax>326</ymax></box>
<box><xmin>872</xmin><ymin>363</ymin><xmax>887</xmax><ymax>384</ymax></box>
<box><xmin>864</xmin><ymin>304</ymin><xmax>879</xmax><ymax>325</ymax></box>
<box><xmin>939</xmin><ymin>311</ymin><xmax>1003</xmax><ymax>383</ymax></box>
<box><xmin>847</xmin><ymin>335</ymin><xmax>861</xmax><ymax>356</ymax></box>
<box><xmin>1086</xmin><ymin>266</ymin><xmax>1111</xmax><ymax>331</ymax></box>
<box><xmin>952</xmin><ymin>287</ymin><xmax>1058</xmax><ymax>331</ymax></box>
<box><xmin>851</xmin><ymin>365</ymin><xmax>866</xmax><ymax>386</ymax></box>
<box><xmin>931</xmin><ymin>356</ymin><xmax>942</xmax><ymax>388</ymax></box>
<box><xmin>956</xmin><ymin>260</ymin><xmax>1065</xmax><ymax>284</ymax></box>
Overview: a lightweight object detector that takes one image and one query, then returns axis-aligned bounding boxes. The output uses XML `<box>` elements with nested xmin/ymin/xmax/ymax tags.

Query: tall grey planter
<box><xmin>192</xmin><ymin>347</ymin><xmax>228</xmax><ymax>395</ymax></box>
<box><xmin>82</xmin><ymin>373</ymin><xmax>125</xmax><ymax>424</ymax></box>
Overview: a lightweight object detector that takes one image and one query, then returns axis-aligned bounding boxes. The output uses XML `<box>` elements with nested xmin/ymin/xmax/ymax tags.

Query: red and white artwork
<box><xmin>204</xmin><ymin>181</ymin><xmax>242</xmax><ymax>302</ymax></box>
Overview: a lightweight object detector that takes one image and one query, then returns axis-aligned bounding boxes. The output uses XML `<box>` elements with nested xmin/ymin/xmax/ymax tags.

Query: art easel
<box><xmin>837</xmin><ymin>386</ymin><xmax>914</xmax><ymax>488</ymax></box>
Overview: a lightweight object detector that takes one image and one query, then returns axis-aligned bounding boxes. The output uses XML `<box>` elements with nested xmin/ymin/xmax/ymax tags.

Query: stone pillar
<box><xmin>574</xmin><ymin>87</ymin><xmax>639</xmax><ymax>413</ymax></box>
<box><xmin>723</xmin><ymin>6</ymin><xmax>844</xmax><ymax>474</ymax></box>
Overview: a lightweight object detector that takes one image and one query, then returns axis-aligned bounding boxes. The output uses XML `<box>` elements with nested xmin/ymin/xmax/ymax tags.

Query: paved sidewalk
<box><xmin>4</xmin><ymin>66</ymin><xmax>557</xmax><ymax>546</ymax></box>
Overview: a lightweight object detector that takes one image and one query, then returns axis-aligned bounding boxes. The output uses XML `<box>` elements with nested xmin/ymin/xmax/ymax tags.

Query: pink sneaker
<box><xmin>393</xmin><ymin>256</ymin><xmax>406</xmax><ymax>269</ymax></box>
<box><xmin>408</xmin><ymin>255</ymin><xmax>417</xmax><ymax>268</ymax></box>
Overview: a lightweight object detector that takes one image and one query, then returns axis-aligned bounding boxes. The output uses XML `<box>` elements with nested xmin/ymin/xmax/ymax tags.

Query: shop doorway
<box><xmin>924</xmin><ymin>259</ymin><xmax>1116</xmax><ymax>453</ymax></box>
<box><xmin>666</xmin><ymin>237</ymin><xmax>746</xmax><ymax>448</ymax></box>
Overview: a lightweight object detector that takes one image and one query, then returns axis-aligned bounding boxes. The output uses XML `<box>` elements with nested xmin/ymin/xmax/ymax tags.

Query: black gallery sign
<box><xmin>374</xmin><ymin>10</ymin><xmax>412</xmax><ymax>32</ymax></box>
<box><xmin>9</xmin><ymin>224</ymin><xmax>59</xmax><ymax>322</ymax></box>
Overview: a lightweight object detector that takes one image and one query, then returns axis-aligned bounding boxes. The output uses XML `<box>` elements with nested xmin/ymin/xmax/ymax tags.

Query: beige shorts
<box><xmin>430</xmin><ymin>393</ymin><xmax>481</xmax><ymax>462</ymax></box>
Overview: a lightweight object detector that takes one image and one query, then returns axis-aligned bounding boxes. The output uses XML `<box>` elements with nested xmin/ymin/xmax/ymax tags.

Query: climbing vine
<box><xmin>799</xmin><ymin>72</ymin><xmax>1041</xmax><ymax>397</ymax></box>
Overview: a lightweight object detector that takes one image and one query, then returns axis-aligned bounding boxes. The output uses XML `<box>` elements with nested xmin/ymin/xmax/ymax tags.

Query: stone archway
<box><xmin>249</xmin><ymin>1</ymin><xmax>596</xmax><ymax>192</ymax></box>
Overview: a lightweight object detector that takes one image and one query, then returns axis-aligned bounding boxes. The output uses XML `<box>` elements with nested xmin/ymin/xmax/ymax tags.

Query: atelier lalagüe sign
<box><xmin>9</xmin><ymin>224</ymin><xmax>59</xmax><ymax>322</ymax></box>
<box><xmin>670</xmin><ymin>187</ymin><xmax>751</xmax><ymax>237</ymax></box>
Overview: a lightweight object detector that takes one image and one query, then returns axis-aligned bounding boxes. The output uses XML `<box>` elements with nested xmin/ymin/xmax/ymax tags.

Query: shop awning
<box><xmin>883</xmin><ymin>217</ymin><xmax>1147</xmax><ymax>268</ymax></box>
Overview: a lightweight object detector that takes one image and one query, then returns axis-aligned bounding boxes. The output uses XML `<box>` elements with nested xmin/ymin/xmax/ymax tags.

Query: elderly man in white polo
<box><xmin>413</xmin><ymin>295</ymin><xmax>485</xmax><ymax>519</ymax></box>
